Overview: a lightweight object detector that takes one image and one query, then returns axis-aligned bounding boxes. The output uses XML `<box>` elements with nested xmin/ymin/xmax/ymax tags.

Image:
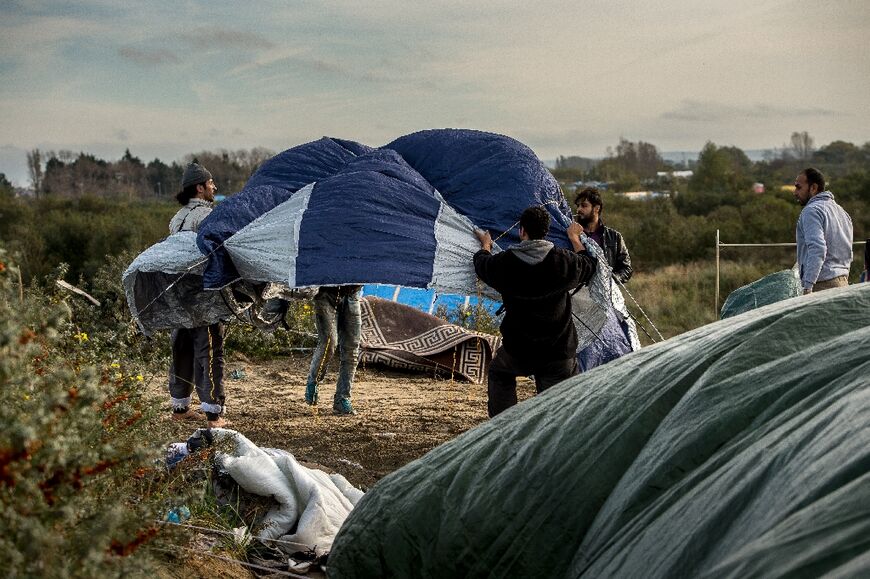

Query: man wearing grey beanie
<box><xmin>168</xmin><ymin>162</ymin><xmax>227</xmax><ymax>427</ymax></box>
<box><xmin>169</xmin><ymin>162</ymin><xmax>216</xmax><ymax>233</ymax></box>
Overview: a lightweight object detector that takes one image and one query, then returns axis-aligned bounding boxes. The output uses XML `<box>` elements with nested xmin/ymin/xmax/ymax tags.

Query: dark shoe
<box><xmin>305</xmin><ymin>382</ymin><xmax>319</xmax><ymax>405</ymax></box>
<box><xmin>332</xmin><ymin>398</ymin><xmax>356</xmax><ymax>415</ymax></box>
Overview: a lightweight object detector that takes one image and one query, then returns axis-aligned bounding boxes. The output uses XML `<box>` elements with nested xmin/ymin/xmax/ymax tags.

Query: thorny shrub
<box><xmin>0</xmin><ymin>248</ymin><xmax>189</xmax><ymax>577</ymax></box>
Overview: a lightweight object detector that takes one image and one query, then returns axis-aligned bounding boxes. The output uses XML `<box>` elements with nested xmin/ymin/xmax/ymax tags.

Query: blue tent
<box><xmin>196</xmin><ymin>129</ymin><xmax>572</xmax><ymax>291</ymax></box>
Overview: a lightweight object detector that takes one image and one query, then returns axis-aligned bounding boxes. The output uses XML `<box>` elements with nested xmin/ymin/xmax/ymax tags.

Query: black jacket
<box><xmin>474</xmin><ymin>244</ymin><xmax>597</xmax><ymax>361</ymax></box>
<box><xmin>600</xmin><ymin>225</ymin><xmax>632</xmax><ymax>284</ymax></box>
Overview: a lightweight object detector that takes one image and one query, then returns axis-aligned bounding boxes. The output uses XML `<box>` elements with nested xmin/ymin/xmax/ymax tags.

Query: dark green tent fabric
<box><xmin>329</xmin><ymin>284</ymin><xmax>870</xmax><ymax>578</ymax></box>
<box><xmin>720</xmin><ymin>267</ymin><xmax>802</xmax><ymax>319</ymax></box>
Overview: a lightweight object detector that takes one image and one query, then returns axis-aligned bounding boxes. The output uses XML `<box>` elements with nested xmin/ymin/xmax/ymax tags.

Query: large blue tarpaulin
<box><xmin>197</xmin><ymin>129</ymin><xmax>572</xmax><ymax>290</ymax></box>
<box><xmin>124</xmin><ymin>129</ymin><xmax>638</xmax><ymax>368</ymax></box>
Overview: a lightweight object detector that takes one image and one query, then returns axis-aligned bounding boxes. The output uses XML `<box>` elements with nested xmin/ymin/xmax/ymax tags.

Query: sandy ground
<box><xmin>153</xmin><ymin>351</ymin><xmax>537</xmax><ymax>491</ymax></box>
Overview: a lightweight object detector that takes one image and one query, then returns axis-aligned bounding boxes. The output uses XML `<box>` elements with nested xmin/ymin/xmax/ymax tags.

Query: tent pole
<box><xmin>715</xmin><ymin>229</ymin><xmax>720</xmax><ymax>318</ymax></box>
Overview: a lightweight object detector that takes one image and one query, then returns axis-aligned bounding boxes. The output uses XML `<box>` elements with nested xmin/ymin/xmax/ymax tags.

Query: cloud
<box><xmin>182</xmin><ymin>27</ymin><xmax>274</xmax><ymax>51</ymax></box>
<box><xmin>1</xmin><ymin>0</ymin><xmax>867</xmax><ymax>174</ymax></box>
<box><xmin>228</xmin><ymin>48</ymin><xmax>403</xmax><ymax>87</ymax></box>
<box><xmin>300</xmin><ymin>56</ymin><xmax>346</xmax><ymax>75</ymax></box>
<box><xmin>662</xmin><ymin>100</ymin><xmax>838</xmax><ymax>122</ymax></box>
<box><xmin>118</xmin><ymin>46</ymin><xmax>179</xmax><ymax>66</ymax></box>
<box><xmin>227</xmin><ymin>46</ymin><xmax>307</xmax><ymax>76</ymax></box>
<box><xmin>0</xmin><ymin>144</ymin><xmax>29</xmax><ymax>186</ymax></box>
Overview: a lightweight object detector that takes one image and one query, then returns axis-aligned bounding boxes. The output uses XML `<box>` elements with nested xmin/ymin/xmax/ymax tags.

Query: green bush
<box><xmin>0</xmin><ymin>196</ymin><xmax>175</xmax><ymax>285</ymax></box>
<box><xmin>605</xmin><ymin>197</ymin><xmax>717</xmax><ymax>267</ymax></box>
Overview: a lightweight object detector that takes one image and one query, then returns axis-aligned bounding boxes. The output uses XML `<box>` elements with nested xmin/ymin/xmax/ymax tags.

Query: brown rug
<box><xmin>359</xmin><ymin>296</ymin><xmax>501</xmax><ymax>383</ymax></box>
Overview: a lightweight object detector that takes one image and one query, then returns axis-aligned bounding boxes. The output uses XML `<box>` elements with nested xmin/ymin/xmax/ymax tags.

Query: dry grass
<box><xmin>144</xmin><ymin>352</ymin><xmax>537</xmax><ymax>491</ymax></box>
<box><xmin>623</xmin><ymin>259</ymin><xmax>790</xmax><ymax>345</ymax></box>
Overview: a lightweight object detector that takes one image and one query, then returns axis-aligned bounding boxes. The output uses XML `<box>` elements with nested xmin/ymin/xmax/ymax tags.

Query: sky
<box><xmin>2</xmin><ymin>0</ymin><xmax>869</xmax><ymax>186</ymax></box>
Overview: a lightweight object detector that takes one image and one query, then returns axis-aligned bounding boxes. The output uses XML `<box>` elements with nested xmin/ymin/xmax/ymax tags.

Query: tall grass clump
<box><xmin>622</xmin><ymin>259</ymin><xmax>792</xmax><ymax>344</ymax></box>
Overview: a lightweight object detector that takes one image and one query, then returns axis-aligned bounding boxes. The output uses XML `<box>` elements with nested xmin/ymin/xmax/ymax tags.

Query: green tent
<box><xmin>720</xmin><ymin>267</ymin><xmax>802</xmax><ymax>319</ymax></box>
<box><xmin>329</xmin><ymin>284</ymin><xmax>870</xmax><ymax>578</ymax></box>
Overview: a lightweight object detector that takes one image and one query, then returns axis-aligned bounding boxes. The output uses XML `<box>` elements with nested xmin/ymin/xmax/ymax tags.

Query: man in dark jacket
<box><xmin>474</xmin><ymin>206</ymin><xmax>597</xmax><ymax>417</ymax></box>
<box><xmin>574</xmin><ymin>187</ymin><xmax>632</xmax><ymax>284</ymax></box>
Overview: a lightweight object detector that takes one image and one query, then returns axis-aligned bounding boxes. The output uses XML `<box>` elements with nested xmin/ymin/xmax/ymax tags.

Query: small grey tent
<box><xmin>328</xmin><ymin>284</ymin><xmax>870</xmax><ymax>578</ymax></box>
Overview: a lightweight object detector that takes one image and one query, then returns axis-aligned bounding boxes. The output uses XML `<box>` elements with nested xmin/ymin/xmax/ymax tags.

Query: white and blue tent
<box><xmin>123</xmin><ymin>129</ymin><xmax>638</xmax><ymax>369</ymax></box>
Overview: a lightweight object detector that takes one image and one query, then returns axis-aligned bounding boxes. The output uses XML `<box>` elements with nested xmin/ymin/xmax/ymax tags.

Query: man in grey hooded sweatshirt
<box><xmin>793</xmin><ymin>168</ymin><xmax>853</xmax><ymax>294</ymax></box>
<box><xmin>474</xmin><ymin>206</ymin><xmax>597</xmax><ymax>417</ymax></box>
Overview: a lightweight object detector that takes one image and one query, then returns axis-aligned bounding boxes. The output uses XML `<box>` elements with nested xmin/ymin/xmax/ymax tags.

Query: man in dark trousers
<box><xmin>574</xmin><ymin>187</ymin><xmax>632</xmax><ymax>284</ymax></box>
<box><xmin>167</xmin><ymin>162</ymin><xmax>226</xmax><ymax>428</ymax></box>
<box><xmin>474</xmin><ymin>205</ymin><xmax>597</xmax><ymax>417</ymax></box>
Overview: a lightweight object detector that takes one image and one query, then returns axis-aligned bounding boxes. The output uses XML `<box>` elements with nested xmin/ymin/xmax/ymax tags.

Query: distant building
<box><xmin>570</xmin><ymin>180</ymin><xmax>610</xmax><ymax>191</ymax></box>
<box><xmin>616</xmin><ymin>191</ymin><xmax>671</xmax><ymax>201</ymax></box>
<box><xmin>656</xmin><ymin>170</ymin><xmax>693</xmax><ymax>179</ymax></box>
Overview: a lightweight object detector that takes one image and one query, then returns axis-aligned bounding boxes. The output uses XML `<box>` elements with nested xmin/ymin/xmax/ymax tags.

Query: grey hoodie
<box><xmin>796</xmin><ymin>191</ymin><xmax>853</xmax><ymax>290</ymax></box>
<box><xmin>509</xmin><ymin>239</ymin><xmax>554</xmax><ymax>265</ymax></box>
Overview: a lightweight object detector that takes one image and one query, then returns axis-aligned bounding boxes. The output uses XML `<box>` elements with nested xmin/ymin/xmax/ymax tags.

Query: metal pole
<box><xmin>715</xmin><ymin>229</ymin><xmax>720</xmax><ymax>318</ymax></box>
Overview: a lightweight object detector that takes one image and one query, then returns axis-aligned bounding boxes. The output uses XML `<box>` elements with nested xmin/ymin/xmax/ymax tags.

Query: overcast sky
<box><xmin>2</xmin><ymin>0</ymin><xmax>869</xmax><ymax>185</ymax></box>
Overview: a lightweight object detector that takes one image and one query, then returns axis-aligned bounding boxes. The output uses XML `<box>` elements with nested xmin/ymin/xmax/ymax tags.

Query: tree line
<box><xmin>12</xmin><ymin>131</ymin><xmax>869</xmax><ymax>203</ymax></box>
<box><xmin>553</xmin><ymin>132</ymin><xmax>870</xmax><ymax>197</ymax></box>
<box><xmin>23</xmin><ymin>147</ymin><xmax>275</xmax><ymax>199</ymax></box>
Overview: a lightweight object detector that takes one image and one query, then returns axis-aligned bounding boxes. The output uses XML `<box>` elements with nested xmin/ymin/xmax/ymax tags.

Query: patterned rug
<box><xmin>359</xmin><ymin>296</ymin><xmax>501</xmax><ymax>384</ymax></box>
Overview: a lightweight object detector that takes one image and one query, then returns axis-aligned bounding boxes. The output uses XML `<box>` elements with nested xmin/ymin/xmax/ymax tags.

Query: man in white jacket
<box><xmin>793</xmin><ymin>168</ymin><xmax>853</xmax><ymax>294</ymax></box>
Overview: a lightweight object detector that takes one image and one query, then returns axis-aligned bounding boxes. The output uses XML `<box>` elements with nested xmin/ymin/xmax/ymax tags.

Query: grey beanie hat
<box><xmin>181</xmin><ymin>163</ymin><xmax>212</xmax><ymax>189</ymax></box>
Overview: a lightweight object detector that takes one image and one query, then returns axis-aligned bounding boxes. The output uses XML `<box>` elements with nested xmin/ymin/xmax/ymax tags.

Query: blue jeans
<box><xmin>306</xmin><ymin>286</ymin><xmax>362</xmax><ymax>403</ymax></box>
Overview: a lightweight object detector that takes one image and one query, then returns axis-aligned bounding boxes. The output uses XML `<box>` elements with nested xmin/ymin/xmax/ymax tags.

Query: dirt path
<box><xmin>153</xmin><ymin>352</ymin><xmax>536</xmax><ymax>490</ymax></box>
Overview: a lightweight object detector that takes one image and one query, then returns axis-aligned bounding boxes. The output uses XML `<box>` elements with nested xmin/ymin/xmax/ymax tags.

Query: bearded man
<box><xmin>793</xmin><ymin>168</ymin><xmax>853</xmax><ymax>293</ymax></box>
<box><xmin>573</xmin><ymin>187</ymin><xmax>632</xmax><ymax>284</ymax></box>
